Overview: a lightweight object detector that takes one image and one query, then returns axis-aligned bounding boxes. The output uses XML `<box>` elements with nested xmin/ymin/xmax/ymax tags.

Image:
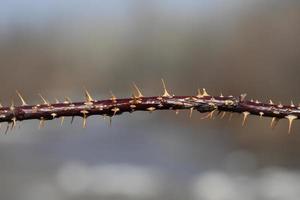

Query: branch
<box><xmin>0</xmin><ymin>80</ymin><xmax>299</xmax><ymax>133</ymax></box>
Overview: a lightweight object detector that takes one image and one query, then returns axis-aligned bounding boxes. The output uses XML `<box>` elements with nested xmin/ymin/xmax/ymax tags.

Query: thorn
<box><xmin>38</xmin><ymin>94</ymin><xmax>49</xmax><ymax>105</ymax></box>
<box><xmin>161</xmin><ymin>79</ymin><xmax>172</xmax><ymax>97</ymax></box>
<box><xmin>175</xmin><ymin>110</ymin><xmax>179</xmax><ymax>115</ymax></box>
<box><xmin>197</xmin><ymin>89</ymin><xmax>203</xmax><ymax>98</ymax></box>
<box><xmin>269</xmin><ymin>100</ymin><xmax>274</xmax><ymax>105</ymax></box>
<box><xmin>84</xmin><ymin>87</ymin><xmax>94</xmax><ymax>102</ymax></box>
<box><xmin>291</xmin><ymin>101</ymin><xmax>295</xmax><ymax>107</ymax></box>
<box><xmin>220</xmin><ymin>93</ymin><xmax>224</xmax><ymax>98</ymax></box>
<box><xmin>80</xmin><ymin>110</ymin><xmax>89</xmax><ymax>128</ymax></box>
<box><xmin>220</xmin><ymin>112</ymin><xmax>226</xmax><ymax>119</ymax></box>
<box><xmin>278</xmin><ymin>102</ymin><xmax>283</xmax><ymax>108</ymax></box>
<box><xmin>189</xmin><ymin>107</ymin><xmax>194</xmax><ymax>118</ymax></box>
<box><xmin>242</xmin><ymin>111</ymin><xmax>250</xmax><ymax>126</ymax></box>
<box><xmin>11</xmin><ymin>117</ymin><xmax>16</xmax><ymax>130</ymax></box>
<box><xmin>5</xmin><ymin>123</ymin><xmax>9</xmax><ymax>134</ymax></box>
<box><xmin>240</xmin><ymin>94</ymin><xmax>247</xmax><ymax>102</ymax></box>
<box><xmin>147</xmin><ymin>107</ymin><xmax>156</xmax><ymax>113</ymax></box>
<box><xmin>55</xmin><ymin>98</ymin><xmax>60</xmax><ymax>104</ymax></box>
<box><xmin>10</xmin><ymin>100</ymin><xmax>15</xmax><ymax>111</ymax></box>
<box><xmin>229</xmin><ymin>113</ymin><xmax>233</xmax><ymax>121</ymax></box>
<box><xmin>16</xmin><ymin>90</ymin><xmax>27</xmax><ymax>106</ymax></box>
<box><xmin>51</xmin><ymin>113</ymin><xmax>57</xmax><ymax>119</ymax></box>
<box><xmin>202</xmin><ymin>88</ymin><xmax>209</xmax><ymax>96</ymax></box>
<box><xmin>60</xmin><ymin>117</ymin><xmax>65</xmax><ymax>126</ymax></box>
<box><xmin>259</xmin><ymin>112</ymin><xmax>264</xmax><ymax>118</ymax></box>
<box><xmin>39</xmin><ymin>117</ymin><xmax>45</xmax><ymax>129</ymax></box>
<box><xmin>110</xmin><ymin>91</ymin><xmax>117</xmax><ymax>102</ymax></box>
<box><xmin>111</xmin><ymin>107</ymin><xmax>120</xmax><ymax>116</ymax></box>
<box><xmin>70</xmin><ymin>116</ymin><xmax>75</xmax><ymax>124</ymax></box>
<box><xmin>270</xmin><ymin>117</ymin><xmax>279</xmax><ymax>129</ymax></box>
<box><xmin>83</xmin><ymin>116</ymin><xmax>87</xmax><ymax>128</ymax></box>
<box><xmin>132</xmin><ymin>82</ymin><xmax>144</xmax><ymax>98</ymax></box>
<box><xmin>201</xmin><ymin>110</ymin><xmax>216</xmax><ymax>120</ymax></box>
<box><xmin>65</xmin><ymin>97</ymin><xmax>72</xmax><ymax>103</ymax></box>
<box><xmin>285</xmin><ymin>115</ymin><xmax>297</xmax><ymax>134</ymax></box>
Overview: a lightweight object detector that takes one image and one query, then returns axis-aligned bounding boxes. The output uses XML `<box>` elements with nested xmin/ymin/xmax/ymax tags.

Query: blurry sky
<box><xmin>1</xmin><ymin>0</ymin><xmax>300</xmax><ymax>199</ymax></box>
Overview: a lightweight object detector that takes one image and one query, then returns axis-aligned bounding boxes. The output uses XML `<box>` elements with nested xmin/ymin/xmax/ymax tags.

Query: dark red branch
<box><xmin>0</xmin><ymin>93</ymin><xmax>299</xmax><ymax>131</ymax></box>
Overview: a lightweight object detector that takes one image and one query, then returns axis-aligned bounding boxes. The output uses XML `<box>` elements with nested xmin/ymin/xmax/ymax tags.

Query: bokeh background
<box><xmin>1</xmin><ymin>0</ymin><xmax>300</xmax><ymax>199</ymax></box>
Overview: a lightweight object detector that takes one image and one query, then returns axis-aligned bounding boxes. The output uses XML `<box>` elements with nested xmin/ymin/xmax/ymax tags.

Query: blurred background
<box><xmin>1</xmin><ymin>0</ymin><xmax>300</xmax><ymax>199</ymax></box>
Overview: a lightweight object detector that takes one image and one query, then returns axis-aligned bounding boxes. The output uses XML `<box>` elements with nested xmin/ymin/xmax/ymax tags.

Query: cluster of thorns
<box><xmin>0</xmin><ymin>79</ymin><xmax>298</xmax><ymax>134</ymax></box>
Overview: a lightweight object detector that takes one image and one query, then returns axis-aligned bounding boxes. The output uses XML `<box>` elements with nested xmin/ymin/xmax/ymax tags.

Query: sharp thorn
<box><xmin>38</xmin><ymin>94</ymin><xmax>49</xmax><ymax>105</ymax></box>
<box><xmin>291</xmin><ymin>101</ymin><xmax>295</xmax><ymax>107</ymax></box>
<box><xmin>55</xmin><ymin>98</ymin><xmax>60</xmax><ymax>104</ymax></box>
<box><xmin>84</xmin><ymin>87</ymin><xmax>94</xmax><ymax>102</ymax></box>
<box><xmin>270</xmin><ymin>117</ymin><xmax>279</xmax><ymax>129</ymax></box>
<box><xmin>39</xmin><ymin>118</ymin><xmax>45</xmax><ymax>129</ymax></box>
<box><xmin>229</xmin><ymin>113</ymin><xmax>233</xmax><ymax>121</ymax></box>
<box><xmin>5</xmin><ymin>123</ymin><xmax>9</xmax><ymax>134</ymax></box>
<box><xmin>269</xmin><ymin>100</ymin><xmax>274</xmax><ymax>105</ymax></box>
<box><xmin>11</xmin><ymin>117</ymin><xmax>16</xmax><ymax>130</ymax></box>
<box><xmin>82</xmin><ymin>116</ymin><xmax>87</xmax><ymax>128</ymax></box>
<box><xmin>65</xmin><ymin>97</ymin><xmax>72</xmax><ymax>103</ymax></box>
<box><xmin>197</xmin><ymin>88</ymin><xmax>203</xmax><ymax>98</ymax></box>
<box><xmin>220</xmin><ymin>112</ymin><xmax>226</xmax><ymax>119</ymax></box>
<box><xmin>16</xmin><ymin>90</ymin><xmax>27</xmax><ymax>106</ymax></box>
<box><xmin>201</xmin><ymin>110</ymin><xmax>216</xmax><ymax>120</ymax></box>
<box><xmin>239</xmin><ymin>94</ymin><xmax>247</xmax><ymax>102</ymax></box>
<box><xmin>109</xmin><ymin>117</ymin><xmax>112</xmax><ymax>127</ymax></box>
<box><xmin>161</xmin><ymin>79</ymin><xmax>172</xmax><ymax>97</ymax></box>
<box><xmin>285</xmin><ymin>115</ymin><xmax>297</xmax><ymax>134</ymax></box>
<box><xmin>70</xmin><ymin>116</ymin><xmax>75</xmax><ymax>124</ymax></box>
<box><xmin>242</xmin><ymin>111</ymin><xmax>250</xmax><ymax>126</ymax></box>
<box><xmin>60</xmin><ymin>117</ymin><xmax>65</xmax><ymax>126</ymax></box>
<box><xmin>259</xmin><ymin>112</ymin><xmax>264</xmax><ymax>119</ymax></box>
<box><xmin>202</xmin><ymin>88</ymin><xmax>209</xmax><ymax>96</ymax></box>
<box><xmin>110</xmin><ymin>91</ymin><xmax>117</xmax><ymax>102</ymax></box>
<box><xmin>132</xmin><ymin>82</ymin><xmax>144</xmax><ymax>98</ymax></box>
<box><xmin>10</xmin><ymin>99</ymin><xmax>15</xmax><ymax>111</ymax></box>
<box><xmin>189</xmin><ymin>107</ymin><xmax>194</xmax><ymax>118</ymax></box>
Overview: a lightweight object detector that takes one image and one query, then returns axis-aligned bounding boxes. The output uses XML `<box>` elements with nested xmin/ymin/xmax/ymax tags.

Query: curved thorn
<box><xmin>285</xmin><ymin>115</ymin><xmax>297</xmax><ymax>134</ymax></box>
<box><xmin>132</xmin><ymin>82</ymin><xmax>144</xmax><ymax>98</ymax></box>
<box><xmin>270</xmin><ymin>117</ymin><xmax>279</xmax><ymax>129</ymax></box>
<box><xmin>84</xmin><ymin>87</ymin><xmax>93</xmax><ymax>102</ymax></box>
<box><xmin>16</xmin><ymin>90</ymin><xmax>27</xmax><ymax>106</ymax></box>
<box><xmin>38</xmin><ymin>94</ymin><xmax>49</xmax><ymax>105</ymax></box>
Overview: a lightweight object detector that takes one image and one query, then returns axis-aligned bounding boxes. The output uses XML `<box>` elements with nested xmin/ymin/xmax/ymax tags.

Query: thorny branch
<box><xmin>0</xmin><ymin>80</ymin><xmax>299</xmax><ymax>133</ymax></box>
